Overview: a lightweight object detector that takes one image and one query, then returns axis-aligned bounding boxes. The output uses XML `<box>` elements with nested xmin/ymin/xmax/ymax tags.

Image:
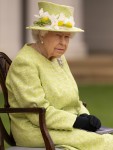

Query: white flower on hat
<box><xmin>64</xmin><ymin>16</ymin><xmax>75</xmax><ymax>28</ymax></box>
<box><xmin>34</xmin><ymin>8</ymin><xmax>50</xmax><ymax>19</ymax></box>
<box><xmin>34</xmin><ymin>8</ymin><xmax>51</xmax><ymax>26</ymax></box>
<box><xmin>57</xmin><ymin>13</ymin><xmax>75</xmax><ymax>28</ymax></box>
<box><xmin>34</xmin><ymin>8</ymin><xmax>75</xmax><ymax>29</ymax></box>
<box><xmin>49</xmin><ymin>14</ymin><xmax>58</xmax><ymax>27</ymax></box>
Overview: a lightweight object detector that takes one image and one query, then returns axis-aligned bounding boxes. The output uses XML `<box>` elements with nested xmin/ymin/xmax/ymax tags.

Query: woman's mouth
<box><xmin>55</xmin><ymin>48</ymin><xmax>65</xmax><ymax>52</ymax></box>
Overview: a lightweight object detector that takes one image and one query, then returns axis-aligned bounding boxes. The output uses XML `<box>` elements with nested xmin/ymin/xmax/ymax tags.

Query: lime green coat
<box><xmin>6</xmin><ymin>44</ymin><xmax>113</xmax><ymax>150</ymax></box>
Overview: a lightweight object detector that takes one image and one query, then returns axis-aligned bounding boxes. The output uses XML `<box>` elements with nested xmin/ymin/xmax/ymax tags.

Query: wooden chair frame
<box><xmin>0</xmin><ymin>52</ymin><xmax>55</xmax><ymax>150</ymax></box>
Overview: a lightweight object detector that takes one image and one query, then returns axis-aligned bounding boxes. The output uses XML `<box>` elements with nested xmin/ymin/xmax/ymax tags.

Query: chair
<box><xmin>0</xmin><ymin>52</ymin><xmax>61</xmax><ymax>150</ymax></box>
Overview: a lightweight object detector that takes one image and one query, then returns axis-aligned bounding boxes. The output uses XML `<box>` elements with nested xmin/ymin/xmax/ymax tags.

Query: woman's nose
<box><xmin>60</xmin><ymin>36</ymin><xmax>66</xmax><ymax>45</ymax></box>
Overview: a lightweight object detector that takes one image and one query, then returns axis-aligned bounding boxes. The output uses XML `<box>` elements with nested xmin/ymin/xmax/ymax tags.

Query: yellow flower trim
<box><xmin>34</xmin><ymin>17</ymin><xmax>51</xmax><ymax>26</ymax></box>
<box><xmin>58</xmin><ymin>21</ymin><xmax>64</xmax><ymax>26</ymax></box>
<box><xmin>65</xmin><ymin>22</ymin><xmax>72</xmax><ymax>28</ymax></box>
<box><xmin>41</xmin><ymin>17</ymin><xmax>50</xmax><ymax>23</ymax></box>
<box><xmin>58</xmin><ymin>21</ymin><xmax>72</xmax><ymax>28</ymax></box>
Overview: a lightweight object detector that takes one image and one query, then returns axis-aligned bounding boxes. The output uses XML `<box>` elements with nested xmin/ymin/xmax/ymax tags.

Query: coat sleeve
<box><xmin>77</xmin><ymin>100</ymin><xmax>90</xmax><ymax>115</ymax></box>
<box><xmin>62</xmin><ymin>56</ymin><xmax>90</xmax><ymax>116</ymax></box>
<box><xmin>6</xmin><ymin>57</ymin><xmax>76</xmax><ymax>131</ymax></box>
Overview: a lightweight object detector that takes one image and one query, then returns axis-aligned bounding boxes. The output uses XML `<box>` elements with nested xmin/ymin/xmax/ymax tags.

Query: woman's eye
<box><xmin>56</xmin><ymin>34</ymin><xmax>61</xmax><ymax>37</ymax></box>
<box><xmin>55</xmin><ymin>33</ymin><xmax>70</xmax><ymax>39</ymax></box>
<box><xmin>65</xmin><ymin>36</ymin><xmax>70</xmax><ymax>39</ymax></box>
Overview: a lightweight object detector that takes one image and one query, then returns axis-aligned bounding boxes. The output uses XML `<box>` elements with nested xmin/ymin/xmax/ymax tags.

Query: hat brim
<box><xmin>26</xmin><ymin>26</ymin><xmax>84</xmax><ymax>32</ymax></box>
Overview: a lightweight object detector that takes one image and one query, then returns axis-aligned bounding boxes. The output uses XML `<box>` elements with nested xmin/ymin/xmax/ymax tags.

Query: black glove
<box><xmin>87</xmin><ymin>115</ymin><xmax>101</xmax><ymax>131</ymax></box>
<box><xmin>73</xmin><ymin>114</ymin><xmax>101</xmax><ymax>132</ymax></box>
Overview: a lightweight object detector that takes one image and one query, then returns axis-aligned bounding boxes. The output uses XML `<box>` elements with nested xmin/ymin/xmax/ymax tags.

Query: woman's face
<box><xmin>42</xmin><ymin>31</ymin><xmax>71</xmax><ymax>59</ymax></box>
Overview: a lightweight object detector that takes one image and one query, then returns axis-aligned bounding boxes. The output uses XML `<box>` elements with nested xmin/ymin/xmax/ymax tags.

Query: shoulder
<box><xmin>13</xmin><ymin>44</ymin><xmax>38</xmax><ymax>62</ymax></box>
<box><xmin>11</xmin><ymin>44</ymin><xmax>44</xmax><ymax>68</ymax></box>
<box><xmin>8</xmin><ymin>44</ymin><xmax>41</xmax><ymax>76</ymax></box>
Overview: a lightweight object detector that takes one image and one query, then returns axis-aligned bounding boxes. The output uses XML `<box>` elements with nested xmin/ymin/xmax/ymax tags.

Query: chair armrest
<box><xmin>83</xmin><ymin>102</ymin><xmax>87</xmax><ymax>107</ymax></box>
<box><xmin>0</xmin><ymin>107</ymin><xmax>55</xmax><ymax>150</ymax></box>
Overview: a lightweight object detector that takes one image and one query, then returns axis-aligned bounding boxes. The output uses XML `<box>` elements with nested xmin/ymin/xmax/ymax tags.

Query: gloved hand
<box><xmin>73</xmin><ymin>114</ymin><xmax>101</xmax><ymax>132</ymax></box>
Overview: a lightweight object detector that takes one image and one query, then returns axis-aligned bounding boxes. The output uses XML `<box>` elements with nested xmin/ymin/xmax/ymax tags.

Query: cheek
<box><xmin>47</xmin><ymin>39</ymin><xmax>58</xmax><ymax>50</ymax></box>
<box><xmin>66</xmin><ymin>39</ymin><xmax>70</xmax><ymax>45</ymax></box>
<box><xmin>44</xmin><ymin>41</ymin><xmax>57</xmax><ymax>55</ymax></box>
<box><xmin>66</xmin><ymin>40</ymin><xmax>70</xmax><ymax>50</ymax></box>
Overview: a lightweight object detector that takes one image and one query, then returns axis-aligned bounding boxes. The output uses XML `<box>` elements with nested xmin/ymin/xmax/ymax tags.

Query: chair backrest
<box><xmin>0</xmin><ymin>52</ymin><xmax>16</xmax><ymax>149</ymax></box>
<box><xmin>0</xmin><ymin>52</ymin><xmax>12</xmax><ymax>108</ymax></box>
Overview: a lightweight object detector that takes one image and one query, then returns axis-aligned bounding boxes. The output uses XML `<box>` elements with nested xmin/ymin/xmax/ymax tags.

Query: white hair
<box><xmin>32</xmin><ymin>30</ymin><xmax>48</xmax><ymax>43</ymax></box>
<box><xmin>32</xmin><ymin>30</ymin><xmax>75</xmax><ymax>43</ymax></box>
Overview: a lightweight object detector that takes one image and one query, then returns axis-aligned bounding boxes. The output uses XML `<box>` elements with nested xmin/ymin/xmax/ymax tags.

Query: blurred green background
<box><xmin>78</xmin><ymin>84</ymin><xmax>113</xmax><ymax>128</ymax></box>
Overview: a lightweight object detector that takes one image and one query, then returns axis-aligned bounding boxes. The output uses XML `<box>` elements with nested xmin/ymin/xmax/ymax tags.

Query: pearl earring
<box><xmin>41</xmin><ymin>41</ymin><xmax>44</xmax><ymax>44</ymax></box>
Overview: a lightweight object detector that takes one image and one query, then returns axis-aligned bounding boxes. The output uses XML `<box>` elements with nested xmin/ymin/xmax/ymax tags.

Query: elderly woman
<box><xmin>6</xmin><ymin>1</ymin><xmax>113</xmax><ymax>150</ymax></box>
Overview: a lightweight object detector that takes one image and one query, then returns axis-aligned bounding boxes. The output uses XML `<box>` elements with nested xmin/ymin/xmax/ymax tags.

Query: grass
<box><xmin>0</xmin><ymin>84</ymin><xmax>113</xmax><ymax>148</ymax></box>
<box><xmin>78</xmin><ymin>84</ymin><xmax>113</xmax><ymax>127</ymax></box>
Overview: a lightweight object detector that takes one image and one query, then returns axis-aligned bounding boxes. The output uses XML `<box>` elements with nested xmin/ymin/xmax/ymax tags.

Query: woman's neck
<box><xmin>31</xmin><ymin>43</ymin><xmax>49</xmax><ymax>59</ymax></box>
<box><xmin>31</xmin><ymin>43</ymin><xmax>59</xmax><ymax>61</ymax></box>
<box><xmin>30</xmin><ymin>43</ymin><xmax>63</xmax><ymax>65</ymax></box>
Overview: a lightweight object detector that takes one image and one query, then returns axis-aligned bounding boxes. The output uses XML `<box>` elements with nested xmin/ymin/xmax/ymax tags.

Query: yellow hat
<box><xmin>26</xmin><ymin>1</ymin><xmax>84</xmax><ymax>32</ymax></box>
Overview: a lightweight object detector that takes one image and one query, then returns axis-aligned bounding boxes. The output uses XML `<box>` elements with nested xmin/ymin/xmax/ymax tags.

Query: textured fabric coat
<box><xmin>6</xmin><ymin>44</ymin><xmax>113</xmax><ymax>150</ymax></box>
